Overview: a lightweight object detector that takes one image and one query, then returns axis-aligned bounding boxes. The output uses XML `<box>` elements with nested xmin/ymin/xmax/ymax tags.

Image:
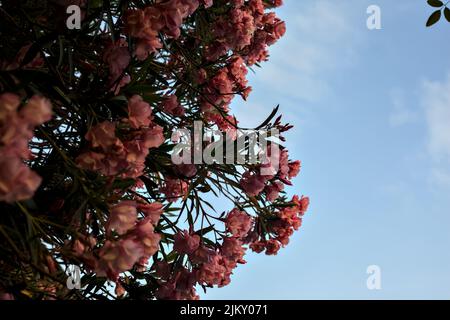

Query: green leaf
<box><xmin>255</xmin><ymin>105</ymin><xmax>279</xmax><ymax>130</ymax></box>
<box><xmin>426</xmin><ymin>10</ymin><xmax>442</xmax><ymax>27</ymax></box>
<box><xmin>427</xmin><ymin>0</ymin><xmax>444</xmax><ymax>7</ymax></box>
<box><xmin>201</xmin><ymin>237</ymin><xmax>217</xmax><ymax>247</ymax></box>
<box><xmin>195</xmin><ymin>225</ymin><xmax>215</xmax><ymax>236</ymax></box>
<box><xmin>444</xmin><ymin>7</ymin><xmax>450</xmax><ymax>22</ymax></box>
<box><xmin>112</xmin><ymin>178</ymin><xmax>136</xmax><ymax>190</ymax></box>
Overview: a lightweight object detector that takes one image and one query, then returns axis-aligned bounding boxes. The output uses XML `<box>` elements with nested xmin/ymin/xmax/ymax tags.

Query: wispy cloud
<box><xmin>253</xmin><ymin>0</ymin><xmax>363</xmax><ymax>103</ymax></box>
<box><xmin>234</xmin><ymin>0</ymin><xmax>364</xmax><ymax>129</ymax></box>
<box><xmin>422</xmin><ymin>73</ymin><xmax>450</xmax><ymax>186</ymax></box>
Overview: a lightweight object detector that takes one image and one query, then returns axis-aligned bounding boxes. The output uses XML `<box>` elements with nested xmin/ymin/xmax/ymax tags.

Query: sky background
<box><xmin>202</xmin><ymin>0</ymin><xmax>450</xmax><ymax>300</ymax></box>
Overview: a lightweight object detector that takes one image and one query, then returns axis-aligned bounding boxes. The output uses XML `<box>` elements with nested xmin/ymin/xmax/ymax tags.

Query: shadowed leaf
<box><xmin>427</xmin><ymin>0</ymin><xmax>444</xmax><ymax>8</ymax></box>
<box><xmin>444</xmin><ymin>7</ymin><xmax>450</xmax><ymax>22</ymax></box>
<box><xmin>426</xmin><ymin>10</ymin><xmax>442</xmax><ymax>27</ymax></box>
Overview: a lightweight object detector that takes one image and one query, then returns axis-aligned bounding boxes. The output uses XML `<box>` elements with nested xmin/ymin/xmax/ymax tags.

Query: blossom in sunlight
<box><xmin>138</xmin><ymin>202</ymin><xmax>164</xmax><ymax>225</ymax></box>
<box><xmin>107</xmin><ymin>201</ymin><xmax>138</xmax><ymax>235</ymax></box>
<box><xmin>131</xmin><ymin>217</ymin><xmax>161</xmax><ymax>257</ymax></box>
<box><xmin>96</xmin><ymin>239</ymin><xmax>144</xmax><ymax>280</ymax></box>
<box><xmin>225</xmin><ymin>209</ymin><xmax>253</xmax><ymax>238</ymax></box>
<box><xmin>174</xmin><ymin>230</ymin><xmax>201</xmax><ymax>254</ymax></box>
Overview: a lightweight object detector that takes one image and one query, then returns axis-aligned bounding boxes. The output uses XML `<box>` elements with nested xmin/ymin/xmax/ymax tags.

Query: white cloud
<box><xmin>422</xmin><ymin>73</ymin><xmax>450</xmax><ymax>186</ymax></box>
<box><xmin>252</xmin><ymin>0</ymin><xmax>362</xmax><ymax>103</ymax></box>
<box><xmin>233</xmin><ymin>0</ymin><xmax>364</xmax><ymax>129</ymax></box>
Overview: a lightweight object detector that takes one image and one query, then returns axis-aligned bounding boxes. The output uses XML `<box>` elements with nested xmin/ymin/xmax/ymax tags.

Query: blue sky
<box><xmin>202</xmin><ymin>0</ymin><xmax>450</xmax><ymax>299</ymax></box>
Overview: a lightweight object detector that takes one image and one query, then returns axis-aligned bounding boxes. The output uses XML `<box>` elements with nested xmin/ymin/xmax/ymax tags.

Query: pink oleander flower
<box><xmin>0</xmin><ymin>116</ymin><xmax>33</xmax><ymax>159</ymax></box>
<box><xmin>250</xmin><ymin>195</ymin><xmax>309</xmax><ymax>254</ymax></box>
<box><xmin>124</xmin><ymin>9</ymin><xmax>149</xmax><ymax>38</ymax></box>
<box><xmin>262</xmin><ymin>146</ymin><xmax>289</xmax><ymax>178</ymax></box>
<box><xmin>96</xmin><ymin>239</ymin><xmax>144</xmax><ymax>280</ymax></box>
<box><xmin>124</xmin><ymin>139</ymin><xmax>148</xmax><ymax>164</ymax></box>
<box><xmin>221</xmin><ymin>237</ymin><xmax>246</xmax><ymax>266</ymax></box>
<box><xmin>20</xmin><ymin>96</ymin><xmax>52</xmax><ymax>126</ymax></box>
<box><xmin>125</xmin><ymin>0</ymin><xmax>199</xmax><ymax>60</ymax></box>
<box><xmin>249</xmin><ymin>240</ymin><xmax>265</xmax><ymax>253</ymax></box>
<box><xmin>160</xmin><ymin>178</ymin><xmax>188</xmax><ymax>202</ymax></box>
<box><xmin>273</xmin><ymin>19</ymin><xmax>286</xmax><ymax>40</ymax></box>
<box><xmin>0</xmin><ymin>93</ymin><xmax>20</xmax><ymax>120</ymax></box>
<box><xmin>134</xmin><ymin>37</ymin><xmax>163</xmax><ymax>61</ymax></box>
<box><xmin>85</xmin><ymin>121</ymin><xmax>122</xmax><ymax>152</ymax></box>
<box><xmin>173</xmin><ymin>230</ymin><xmax>200</xmax><ymax>255</ymax></box>
<box><xmin>190</xmin><ymin>245</ymin><xmax>216</xmax><ymax>264</ymax></box>
<box><xmin>278</xmin><ymin>149</ymin><xmax>290</xmax><ymax>179</ymax></box>
<box><xmin>131</xmin><ymin>217</ymin><xmax>161</xmax><ymax>257</ymax></box>
<box><xmin>128</xmin><ymin>95</ymin><xmax>153</xmax><ymax>128</ymax></box>
<box><xmin>161</xmin><ymin>95</ymin><xmax>185</xmax><ymax>117</ymax></box>
<box><xmin>195</xmin><ymin>238</ymin><xmax>247</xmax><ymax>288</ymax></box>
<box><xmin>107</xmin><ymin>201</ymin><xmax>138</xmax><ymax>235</ymax></box>
<box><xmin>294</xmin><ymin>195</ymin><xmax>310</xmax><ymax>215</ymax></box>
<box><xmin>240</xmin><ymin>171</ymin><xmax>267</xmax><ymax>197</ymax></box>
<box><xmin>288</xmin><ymin>160</ymin><xmax>301</xmax><ymax>179</ymax></box>
<box><xmin>75</xmin><ymin>151</ymin><xmax>106</xmax><ymax>172</ymax></box>
<box><xmin>76</xmin><ymin>97</ymin><xmax>164</xmax><ymax>179</ymax></box>
<box><xmin>111</xmin><ymin>74</ymin><xmax>131</xmax><ymax>95</ymax></box>
<box><xmin>264</xmin><ymin>181</ymin><xmax>284</xmax><ymax>202</ymax></box>
<box><xmin>103</xmin><ymin>39</ymin><xmax>130</xmax><ymax>80</ymax></box>
<box><xmin>138</xmin><ymin>202</ymin><xmax>164</xmax><ymax>225</ymax></box>
<box><xmin>228</xmin><ymin>56</ymin><xmax>250</xmax><ymax>96</ymax></box>
<box><xmin>196</xmin><ymin>253</ymin><xmax>229</xmax><ymax>287</ymax></box>
<box><xmin>160</xmin><ymin>0</ymin><xmax>199</xmax><ymax>38</ymax></box>
<box><xmin>249</xmin><ymin>239</ymin><xmax>280</xmax><ymax>255</ymax></box>
<box><xmin>155</xmin><ymin>267</ymin><xmax>199</xmax><ymax>300</ymax></box>
<box><xmin>175</xmin><ymin>164</ymin><xmax>198</xmax><ymax>178</ymax></box>
<box><xmin>265</xmin><ymin>239</ymin><xmax>281</xmax><ymax>255</ymax></box>
<box><xmin>265</xmin><ymin>0</ymin><xmax>283</xmax><ymax>8</ymax></box>
<box><xmin>0</xmin><ymin>93</ymin><xmax>52</xmax><ymax>203</ymax></box>
<box><xmin>225</xmin><ymin>209</ymin><xmax>253</xmax><ymax>238</ymax></box>
<box><xmin>153</xmin><ymin>260</ymin><xmax>172</xmax><ymax>280</ymax></box>
<box><xmin>0</xmin><ymin>156</ymin><xmax>42</xmax><ymax>203</ymax></box>
<box><xmin>158</xmin><ymin>3</ymin><xmax>184</xmax><ymax>39</ymax></box>
<box><xmin>140</xmin><ymin>125</ymin><xmax>165</xmax><ymax>149</ymax></box>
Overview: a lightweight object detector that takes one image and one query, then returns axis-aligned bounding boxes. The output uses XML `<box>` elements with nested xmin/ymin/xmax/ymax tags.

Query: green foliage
<box><xmin>426</xmin><ymin>0</ymin><xmax>450</xmax><ymax>26</ymax></box>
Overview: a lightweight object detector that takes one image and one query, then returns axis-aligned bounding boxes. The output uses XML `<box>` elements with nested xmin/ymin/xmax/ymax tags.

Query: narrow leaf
<box><xmin>427</xmin><ymin>0</ymin><xmax>444</xmax><ymax>8</ymax></box>
<box><xmin>444</xmin><ymin>7</ymin><xmax>450</xmax><ymax>22</ymax></box>
<box><xmin>426</xmin><ymin>10</ymin><xmax>442</xmax><ymax>27</ymax></box>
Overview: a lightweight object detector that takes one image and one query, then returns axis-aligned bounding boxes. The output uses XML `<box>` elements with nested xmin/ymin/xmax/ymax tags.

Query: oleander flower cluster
<box><xmin>0</xmin><ymin>0</ymin><xmax>309</xmax><ymax>300</ymax></box>
<box><xmin>0</xmin><ymin>94</ymin><xmax>52</xmax><ymax>203</ymax></box>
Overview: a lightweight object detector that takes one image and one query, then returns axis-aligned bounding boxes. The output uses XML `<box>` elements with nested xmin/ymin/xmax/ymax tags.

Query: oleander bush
<box><xmin>0</xmin><ymin>0</ymin><xmax>309</xmax><ymax>300</ymax></box>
